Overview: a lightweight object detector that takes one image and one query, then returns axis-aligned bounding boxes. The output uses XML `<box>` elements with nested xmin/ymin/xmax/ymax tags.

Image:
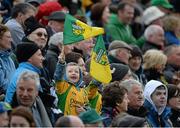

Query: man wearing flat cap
<box><xmin>108</xmin><ymin>40</ymin><xmax>132</xmax><ymax>65</ymax></box>
<box><xmin>46</xmin><ymin>11</ymin><xmax>66</xmax><ymax>37</ymax></box>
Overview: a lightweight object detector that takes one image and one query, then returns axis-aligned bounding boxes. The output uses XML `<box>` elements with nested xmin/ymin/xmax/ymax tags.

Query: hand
<box><xmin>75</xmin><ymin>104</ymin><xmax>86</xmax><ymax>115</ymax></box>
<box><xmin>58</xmin><ymin>46</ymin><xmax>65</xmax><ymax>63</ymax></box>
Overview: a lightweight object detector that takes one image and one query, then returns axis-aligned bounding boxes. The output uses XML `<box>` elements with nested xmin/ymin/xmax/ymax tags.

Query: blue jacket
<box><xmin>144</xmin><ymin>100</ymin><xmax>172</xmax><ymax>127</ymax></box>
<box><xmin>0</xmin><ymin>50</ymin><xmax>16</xmax><ymax>92</ymax></box>
<box><xmin>165</xmin><ymin>31</ymin><xmax>180</xmax><ymax>46</ymax></box>
<box><xmin>5</xmin><ymin>62</ymin><xmax>41</xmax><ymax>103</ymax></box>
<box><xmin>101</xmin><ymin>107</ymin><xmax>114</xmax><ymax>127</ymax></box>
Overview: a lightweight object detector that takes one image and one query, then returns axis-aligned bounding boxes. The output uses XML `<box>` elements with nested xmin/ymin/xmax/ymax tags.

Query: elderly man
<box><xmin>108</xmin><ymin>40</ymin><xmax>132</xmax><ymax>65</ymax></box>
<box><xmin>142</xmin><ymin>24</ymin><xmax>165</xmax><ymax>53</ymax></box>
<box><xmin>163</xmin><ymin>45</ymin><xmax>180</xmax><ymax>85</ymax></box>
<box><xmin>55</xmin><ymin>115</ymin><xmax>84</xmax><ymax>127</ymax></box>
<box><xmin>46</xmin><ymin>11</ymin><xmax>66</xmax><ymax>37</ymax></box>
<box><xmin>11</xmin><ymin>71</ymin><xmax>52</xmax><ymax>127</ymax></box>
<box><xmin>120</xmin><ymin>79</ymin><xmax>147</xmax><ymax>117</ymax></box>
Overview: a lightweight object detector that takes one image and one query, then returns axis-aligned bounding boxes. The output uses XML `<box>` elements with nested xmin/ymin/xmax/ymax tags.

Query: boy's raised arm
<box><xmin>54</xmin><ymin>46</ymin><xmax>66</xmax><ymax>81</ymax></box>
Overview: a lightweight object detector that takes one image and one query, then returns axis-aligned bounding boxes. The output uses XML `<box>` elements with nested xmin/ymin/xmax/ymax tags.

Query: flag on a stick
<box><xmin>63</xmin><ymin>14</ymin><xmax>104</xmax><ymax>45</ymax></box>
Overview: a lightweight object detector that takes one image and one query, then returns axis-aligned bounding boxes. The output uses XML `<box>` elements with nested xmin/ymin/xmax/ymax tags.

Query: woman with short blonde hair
<box><xmin>143</xmin><ymin>49</ymin><xmax>167</xmax><ymax>84</ymax></box>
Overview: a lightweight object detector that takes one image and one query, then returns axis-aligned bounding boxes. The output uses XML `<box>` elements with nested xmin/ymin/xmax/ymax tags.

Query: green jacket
<box><xmin>106</xmin><ymin>14</ymin><xmax>145</xmax><ymax>47</ymax></box>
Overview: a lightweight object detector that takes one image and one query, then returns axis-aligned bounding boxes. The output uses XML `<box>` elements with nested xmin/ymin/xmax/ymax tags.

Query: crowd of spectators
<box><xmin>0</xmin><ymin>0</ymin><xmax>179</xmax><ymax>127</ymax></box>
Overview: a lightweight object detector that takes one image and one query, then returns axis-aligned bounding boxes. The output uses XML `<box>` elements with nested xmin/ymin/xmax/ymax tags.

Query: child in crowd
<box><xmin>54</xmin><ymin>47</ymin><xmax>99</xmax><ymax>115</ymax></box>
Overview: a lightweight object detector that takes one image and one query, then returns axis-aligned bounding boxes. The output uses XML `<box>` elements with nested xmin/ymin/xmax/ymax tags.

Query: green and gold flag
<box><xmin>90</xmin><ymin>35</ymin><xmax>112</xmax><ymax>83</ymax></box>
<box><xmin>63</xmin><ymin>14</ymin><xmax>104</xmax><ymax>45</ymax></box>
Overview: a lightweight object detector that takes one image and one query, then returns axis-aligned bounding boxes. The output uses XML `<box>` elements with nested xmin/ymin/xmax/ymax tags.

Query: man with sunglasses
<box><xmin>23</xmin><ymin>16</ymin><xmax>48</xmax><ymax>55</ymax></box>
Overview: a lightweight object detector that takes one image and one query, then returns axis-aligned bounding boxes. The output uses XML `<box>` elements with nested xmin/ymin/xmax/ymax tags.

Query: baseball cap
<box><xmin>151</xmin><ymin>0</ymin><xmax>173</xmax><ymax>9</ymax></box>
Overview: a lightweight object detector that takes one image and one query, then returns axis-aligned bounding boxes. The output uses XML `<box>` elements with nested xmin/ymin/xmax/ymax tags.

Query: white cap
<box><xmin>142</xmin><ymin>6</ymin><xmax>165</xmax><ymax>25</ymax></box>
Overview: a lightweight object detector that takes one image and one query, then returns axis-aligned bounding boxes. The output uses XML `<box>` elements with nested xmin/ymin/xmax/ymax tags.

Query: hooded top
<box><xmin>54</xmin><ymin>63</ymin><xmax>88</xmax><ymax>115</ymax></box>
<box><xmin>144</xmin><ymin>80</ymin><xmax>167</xmax><ymax>115</ymax></box>
<box><xmin>143</xmin><ymin>80</ymin><xmax>172</xmax><ymax>127</ymax></box>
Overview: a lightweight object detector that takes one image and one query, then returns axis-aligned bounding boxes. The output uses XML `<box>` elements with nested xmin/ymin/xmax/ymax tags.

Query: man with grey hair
<box><xmin>142</xmin><ymin>25</ymin><xmax>165</xmax><ymax>53</ymax></box>
<box><xmin>108</xmin><ymin>40</ymin><xmax>132</xmax><ymax>65</ymax></box>
<box><xmin>45</xmin><ymin>32</ymin><xmax>63</xmax><ymax>79</ymax></box>
<box><xmin>120</xmin><ymin>79</ymin><xmax>147</xmax><ymax>117</ymax></box>
<box><xmin>11</xmin><ymin>71</ymin><xmax>52</xmax><ymax>127</ymax></box>
<box><xmin>5</xmin><ymin>3</ymin><xmax>36</xmax><ymax>49</ymax></box>
<box><xmin>163</xmin><ymin>45</ymin><xmax>180</xmax><ymax>85</ymax></box>
<box><xmin>55</xmin><ymin>115</ymin><xmax>84</xmax><ymax>127</ymax></box>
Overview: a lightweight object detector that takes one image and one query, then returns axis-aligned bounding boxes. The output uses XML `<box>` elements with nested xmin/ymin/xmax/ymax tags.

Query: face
<box><xmin>0</xmin><ymin>112</ymin><xmax>9</xmax><ymax>127</ymax></box>
<box><xmin>168</xmin><ymin>47</ymin><xmax>180</xmax><ymax>66</ymax></box>
<box><xmin>117</xmin><ymin>93</ymin><xmax>129</xmax><ymax>112</ymax></box>
<box><xmin>28</xmin><ymin>49</ymin><xmax>44</xmax><ymax>68</ymax></box>
<box><xmin>168</xmin><ymin>95</ymin><xmax>180</xmax><ymax>110</ymax></box>
<box><xmin>10</xmin><ymin>115</ymin><xmax>30</xmax><ymax>127</ymax></box>
<box><xmin>150</xmin><ymin>29</ymin><xmax>165</xmax><ymax>46</ymax></box>
<box><xmin>151</xmin><ymin>88</ymin><xmax>167</xmax><ymax>109</ymax></box>
<box><xmin>129</xmin><ymin>56</ymin><xmax>142</xmax><ymax>71</ymax></box>
<box><xmin>49</xmin><ymin>20</ymin><xmax>64</xmax><ymax>32</ymax></box>
<box><xmin>155</xmin><ymin>63</ymin><xmax>166</xmax><ymax>74</ymax></box>
<box><xmin>117</xmin><ymin>48</ymin><xmax>131</xmax><ymax>64</ymax></box>
<box><xmin>102</xmin><ymin>6</ymin><xmax>110</xmax><ymax>24</ymax></box>
<box><xmin>16</xmin><ymin>79</ymin><xmax>38</xmax><ymax>107</ymax></box>
<box><xmin>175</xmin><ymin>24</ymin><xmax>180</xmax><ymax>38</ymax></box>
<box><xmin>28</xmin><ymin>28</ymin><xmax>48</xmax><ymax>49</ymax></box>
<box><xmin>128</xmin><ymin>85</ymin><xmax>144</xmax><ymax>109</ymax></box>
<box><xmin>77</xmin><ymin>38</ymin><xmax>94</xmax><ymax>56</ymax></box>
<box><xmin>151</xmin><ymin>18</ymin><xmax>163</xmax><ymax>27</ymax></box>
<box><xmin>118</xmin><ymin>4</ymin><xmax>134</xmax><ymax>24</ymax></box>
<box><xmin>122</xmin><ymin>70</ymin><xmax>133</xmax><ymax>81</ymax></box>
<box><xmin>0</xmin><ymin>31</ymin><xmax>12</xmax><ymax>50</ymax></box>
<box><xmin>66</xmin><ymin>65</ymin><xmax>80</xmax><ymax>84</ymax></box>
<box><xmin>64</xmin><ymin>45</ymin><xmax>74</xmax><ymax>55</ymax></box>
<box><xmin>78</xmin><ymin>58</ymin><xmax>86</xmax><ymax>74</ymax></box>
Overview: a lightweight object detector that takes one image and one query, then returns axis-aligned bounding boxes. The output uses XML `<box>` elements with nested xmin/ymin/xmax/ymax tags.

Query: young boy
<box><xmin>143</xmin><ymin>80</ymin><xmax>172</xmax><ymax>127</ymax></box>
<box><xmin>54</xmin><ymin>47</ymin><xmax>89</xmax><ymax>116</ymax></box>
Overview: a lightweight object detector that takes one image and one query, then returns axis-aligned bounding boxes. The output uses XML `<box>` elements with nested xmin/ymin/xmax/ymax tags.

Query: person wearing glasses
<box><xmin>23</xmin><ymin>16</ymin><xmax>48</xmax><ymax>55</ymax></box>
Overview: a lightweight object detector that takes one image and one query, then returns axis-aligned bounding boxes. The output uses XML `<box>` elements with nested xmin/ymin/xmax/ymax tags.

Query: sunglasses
<box><xmin>32</xmin><ymin>32</ymin><xmax>48</xmax><ymax>38</ymax></box>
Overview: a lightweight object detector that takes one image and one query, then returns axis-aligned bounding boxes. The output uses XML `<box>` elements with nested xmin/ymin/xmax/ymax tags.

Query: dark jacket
<box><xmin>170</xmin><ymin>109</ymin><xmax>180</xmax><ymax>127</ymax></box>
<box><xmin>144</xmin><ymin>68</ymin><xmax>167</xmax><ymax>85</ymax></box>
<box><xmin>164</xmin><ymin>64</ymin><xmax>180</xmax><ymax>84</ymax></box>
<box><xmin>142</xmin><ymin>41</ymin><xmax>163</xmax><ymax>54</ymax></box>
<box><xmin>127</xmin><ymin>106</ymin><xmax>147</xmax><ymax>118</ymax></box>
<box><xmin>45</xmin><ymin>44</ymin><xmax>60</xmax><ymax>80</ymax></box>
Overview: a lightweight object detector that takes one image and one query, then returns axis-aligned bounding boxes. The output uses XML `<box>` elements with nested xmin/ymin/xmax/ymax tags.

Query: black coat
<box><xmin>45</xmin><ymin>44</ymin><xmax>60</xmax><ymax>80</ymax></box>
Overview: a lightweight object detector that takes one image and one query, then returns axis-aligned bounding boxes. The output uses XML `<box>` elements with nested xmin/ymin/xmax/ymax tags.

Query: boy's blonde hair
<box><xmin>143</xmin><ymin>49</ymin><xmax>167</xmax><ymax>70</ymax></box>
<box><xmin>66</xmin><ymin>62</ymin><xmax>79</xmax><ymax>67</ymax></box>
